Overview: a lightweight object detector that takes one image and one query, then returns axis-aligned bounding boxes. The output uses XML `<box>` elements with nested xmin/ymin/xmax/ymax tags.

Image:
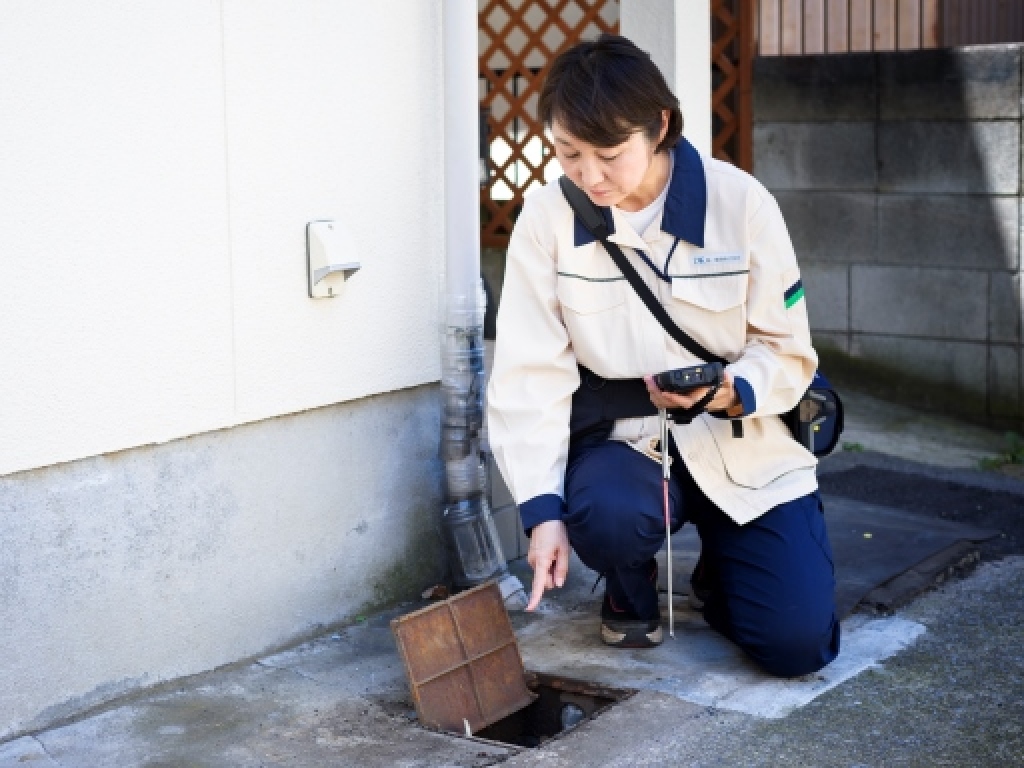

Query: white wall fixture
<box><xmin>306</xmin><ymin>219</ymin><xmax>361</xmax><ymax>298</ymax></box>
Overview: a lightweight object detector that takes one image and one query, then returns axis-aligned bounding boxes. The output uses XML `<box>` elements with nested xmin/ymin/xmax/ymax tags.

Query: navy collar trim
<box><xmin>572</xmin><ymin>204</ymin><xmax>615</xmax><ymax>247</ymax></box>
<box><xmin>571</xmin><ymin>136</ymin><xmax>707</xmax><ymax>249</ymax></box>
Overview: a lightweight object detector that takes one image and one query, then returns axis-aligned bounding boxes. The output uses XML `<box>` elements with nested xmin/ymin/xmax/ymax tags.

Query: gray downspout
<box><xmin>439</xmin><ymin>0</ymin><xmax>526</xmax><ymax>608</ymax></box>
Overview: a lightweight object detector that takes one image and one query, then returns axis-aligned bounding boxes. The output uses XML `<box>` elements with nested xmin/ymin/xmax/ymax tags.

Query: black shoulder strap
<box><xmin>558</xmin><ymin>176</ymin><xmax>728</xmax><ymax>366</ymax></box>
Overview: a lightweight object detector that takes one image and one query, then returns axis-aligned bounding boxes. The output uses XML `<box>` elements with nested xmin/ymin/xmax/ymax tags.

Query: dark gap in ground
<box><xmin>474</xmin><ymin>674</ymin><xmax>632</xmax><ymax>749</ymax></box>
<box><xmin>374</xmin><ymin>676</ymin><xmax>634</xmax><ymax>753</ymax></box>
<box><xmin>820</xmin><ymin>467</ymin><xmax>1024</xmax><ymax>559</ymax></box>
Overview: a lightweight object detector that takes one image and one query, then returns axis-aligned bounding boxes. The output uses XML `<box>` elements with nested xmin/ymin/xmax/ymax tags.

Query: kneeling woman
<box><xmin>486</xmin><ymin>35</ymin><xmax>840</xmax><ymax>678</ymax></box>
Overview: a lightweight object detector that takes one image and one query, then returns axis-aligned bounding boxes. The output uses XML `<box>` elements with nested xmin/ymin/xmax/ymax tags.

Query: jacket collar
<box><xmin>571</xmin><ymin>136</ymin><xmax>707</xmax><ymax>249</ymax></box>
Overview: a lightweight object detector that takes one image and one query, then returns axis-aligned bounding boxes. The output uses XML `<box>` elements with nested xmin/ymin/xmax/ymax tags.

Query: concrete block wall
<box><xmin>754</xmin><ymin>45</ymin><xmax>1024</xmax><ymax>426</ymax></box>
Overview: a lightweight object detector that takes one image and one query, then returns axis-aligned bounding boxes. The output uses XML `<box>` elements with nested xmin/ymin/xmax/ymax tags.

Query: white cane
<box><xmin>659</xmin><ymin>407</ymin><xmax>674</xmax><ymax>638</ymax></box>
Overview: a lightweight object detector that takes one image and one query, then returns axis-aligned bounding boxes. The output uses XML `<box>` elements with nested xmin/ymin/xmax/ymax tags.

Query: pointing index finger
<box><xmin>526</xmin><ymin>555</ymin><xmax>551</xmax><ymax>611</ymax></box>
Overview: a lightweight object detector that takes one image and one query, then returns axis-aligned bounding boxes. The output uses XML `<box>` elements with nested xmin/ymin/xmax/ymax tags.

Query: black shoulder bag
<box><xmin>558</xmin><ymin>176</ymin><xmax>844</xmax><ymax>458</ymax></box>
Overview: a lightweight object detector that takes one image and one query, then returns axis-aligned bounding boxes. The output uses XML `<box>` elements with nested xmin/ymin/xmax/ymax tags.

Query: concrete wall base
<box><xmin>0</xmin><ymin>384</ymin><xmax>444</xmax><ymax>741</ymax></box>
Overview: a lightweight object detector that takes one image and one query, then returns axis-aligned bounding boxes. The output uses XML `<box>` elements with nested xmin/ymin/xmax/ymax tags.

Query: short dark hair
<box><xmin>538</xmin><ymin>34</ymin><xmax>683</xmax><ymax>152</ymax></box>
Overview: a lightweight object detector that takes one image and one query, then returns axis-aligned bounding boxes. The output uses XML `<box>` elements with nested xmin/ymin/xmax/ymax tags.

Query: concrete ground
<box><xmin>2</xmin><ymin>391</ymin><xmax>1022</xmax><ymax>767</ymax></box>
<box><xmin>834</xmin><ymin>389</ymin><xmax>1019</xmax><ymax>472</ymax></box>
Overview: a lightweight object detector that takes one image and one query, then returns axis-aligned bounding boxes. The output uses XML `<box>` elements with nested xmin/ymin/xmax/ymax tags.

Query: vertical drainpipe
<box><xmin>440</xmin><ymin>0</ymin><xmax>527</xmax><ymax>607</ymax></box>
<box><xmin>443</xmin><ymin>0</ymin><xmax>481</xmax><ymax>305</ymax></box>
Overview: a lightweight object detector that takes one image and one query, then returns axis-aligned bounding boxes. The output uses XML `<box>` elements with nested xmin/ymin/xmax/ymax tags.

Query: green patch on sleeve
<box><xmin>784</xmin><ymin>279</ymin><xmax>805</xmax><ymax>309</ymax></box>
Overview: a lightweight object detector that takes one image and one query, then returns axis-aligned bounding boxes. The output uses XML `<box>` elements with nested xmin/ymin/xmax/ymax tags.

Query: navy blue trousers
<box><xmin>563</xmin><ymin>439</ymin><xmax>841</xmax><ymax>678</ymax></box>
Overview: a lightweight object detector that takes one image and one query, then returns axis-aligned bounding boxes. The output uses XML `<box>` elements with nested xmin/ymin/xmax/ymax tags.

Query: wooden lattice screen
<box><xmin>712</xmin><ymin>0</ymin><xmax>756</xmax><ymax>171</ymax></box>
<box><xmin>479</xmin><ymin>1</ymin><xmax>754</xmax><ymax>246</ymax></box>
<box><xmin>479</xmin><ymin>0</ymin><xmax>619</xmax><ymax>247</ymax></box>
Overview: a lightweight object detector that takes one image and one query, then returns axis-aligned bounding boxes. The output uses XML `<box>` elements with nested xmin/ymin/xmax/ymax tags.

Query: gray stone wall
<box><xmin>754</xmin><ymin>45</ymin><xmax>1023</xmax><ymax>426</ymax></box>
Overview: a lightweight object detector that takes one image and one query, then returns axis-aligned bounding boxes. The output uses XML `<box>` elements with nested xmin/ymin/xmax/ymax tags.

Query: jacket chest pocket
<box><xmin>556</xmin><ymin>274</ymin><xmax>627</xmax><ymax>315</ymax></box>
<box><xmin>670</xmin><ymin>272</ymin><xmax>748</xmax><ymax>312</ymax></box>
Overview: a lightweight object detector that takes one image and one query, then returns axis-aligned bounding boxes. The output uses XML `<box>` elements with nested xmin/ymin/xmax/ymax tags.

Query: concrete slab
<box><xmin>876</xmin><ymin>193</ymin><xmax>1018</xmax><ymax>269</ymax></box>
<box><xmin>851</xmin><ymin>265</ymin><xmax>989</xmax><ymax>340</ymax></box>
<box><xmin>822</xmin><ymin>498</ymin><xmax>997</xmax><ymax>614</ymax></box>
<box><xmin>817</xmin><ymin>455</ymin><xmax>1024</xmax><ymax>564</ymax></box>
<box><xmin>753</xmin><ymin>53</ymin><xmax>876</xmax><ymax>122</ymax></box>
<box><xmin>847</xmin><ymin>335</ymin><xmax>990</xmax><ymax>414</ymax></box>
<box><xmin>498</xmin><ymin>690</ymin><xmax>721</xmax><ymax>767</ymax></box>
<box><xmin>22</xmin><ymin>519</ymin><xmax>956</xmax><ymax>763</ymax></box>
<box><xmin>651</xmin><ymin>499</ymin><xmax>997</xmax><ymax>620</ymax></box>
<box><xmin>773</xmin><ymin>191</ymin><xmax>876</xmax><ymax>264</ymax></box>
<box><xmin>830</xmin><ymin>388</ymin><xmax>1008</xmax><ymax>469</ymax></box>
<box><xmin>511</xmin><ymin>553</ymin><xmax>927</xmax><ymax>721</ymax></box>
<box><xmin>14</xmin><ymin>554</ymin><xmax>1019</xmax><ymax>768</ymax></box>
<box><xmin>989</xmin><ymin>271</ymin><xmax>1022</xmax><ymax>344</ymax></box>
<box><xmin>754</xmin><ymin>123</ymin><xmax>876</xmax><ymax>191</ymax></box>
<box><xmin>0</xmin><ymin>736</ymin><xmax>60</xmax><ymax>767</ymax></box>
<box><xmin>675</xmin><ymin>558</ymin><xmax>1024</xmax><ymax>768</ymax></box>
<box><xmin>33</xmin><ymin>662</ymin><xmax>511</xmax><ymax>768</ymax></box>
<box><xmin>258</xmin><ymin>609</ymin><xmax>409</xmax><ymax>701</ymax></box>
<box><xmin>860</xmin><ymin>539</ymin><xmax>979</xmax><ymax>614</ymax></box>
<box><xmin>878</xmin><ymin>45</ymin><xmax>1023</xmax><ymax>120</ymax></box>
<box><xmin>802</xmin><ymin>264</ymin><xmax>850</xmax><ymax>332</ymax></box>
<box><xmin>878</xmin><ymin>121</ymin><xmax>1020</xmax><ymax>196</ymax></box>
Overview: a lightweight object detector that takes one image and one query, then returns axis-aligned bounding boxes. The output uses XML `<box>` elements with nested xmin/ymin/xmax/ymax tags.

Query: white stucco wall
<box><xmin>0</xmin><ymin>0</ymin><xmax>448</xmax><ymax>739</ymax></box>
<box><xmin>0</xmin><ymin>1</ymin><xmax>444</xmax><ymax>478</ymax></box>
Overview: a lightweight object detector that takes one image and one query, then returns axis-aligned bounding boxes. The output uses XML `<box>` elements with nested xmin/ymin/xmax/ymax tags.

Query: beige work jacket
<box><xmin>486</xmin><ymin>139</ymin><xmax>818</xmax><ymax>530</ymax></box>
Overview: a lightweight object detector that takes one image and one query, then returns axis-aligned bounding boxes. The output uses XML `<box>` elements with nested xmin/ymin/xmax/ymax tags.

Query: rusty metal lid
<box><xmin>390</xmin><ymin>580</ymin><xmax>537</xmax><ymax>734</ymax></box>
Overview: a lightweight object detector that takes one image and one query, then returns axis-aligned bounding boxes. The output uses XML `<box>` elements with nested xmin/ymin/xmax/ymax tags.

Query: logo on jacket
<box><xmin>692</xmin><ymin>252</ymin><xmax>742</xmax><ymax>267</ymax></box>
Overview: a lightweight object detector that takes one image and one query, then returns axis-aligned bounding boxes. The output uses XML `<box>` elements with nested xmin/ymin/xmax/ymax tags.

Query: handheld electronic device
<box><xmin>653</xmin><ymin>362</ymin><xmax>724</xmax><ymax>395</ymax></box>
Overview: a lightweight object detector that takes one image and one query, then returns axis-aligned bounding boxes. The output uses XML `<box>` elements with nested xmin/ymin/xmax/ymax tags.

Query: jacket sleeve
<box><xmin>726</xmin><ymin>184</ymin><xmax>818</xmax><ymax>417</ymax></box>
<box><xmin>485</xmin><ymin>197</ymin><xmax>579</xmax><ymax>532</ymax></box>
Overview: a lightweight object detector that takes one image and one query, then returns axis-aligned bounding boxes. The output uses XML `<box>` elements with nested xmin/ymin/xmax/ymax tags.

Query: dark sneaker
<box><xmin>600</xmin><ymin>593</ymin><xmax>663</xmax><ymax>648</ymax></box>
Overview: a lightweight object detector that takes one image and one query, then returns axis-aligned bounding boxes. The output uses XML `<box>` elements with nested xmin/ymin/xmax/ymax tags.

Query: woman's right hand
<box><xmin>526</xmin><ymin>520</ymin><xmax>571</xmax><ymax>611</ymax></box>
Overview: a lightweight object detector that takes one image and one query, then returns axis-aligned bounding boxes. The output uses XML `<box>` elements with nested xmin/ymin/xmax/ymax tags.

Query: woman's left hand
<box><xmin>644</xmin><ymin>370</ymin><xmax>743</xmax><ymax>416</ymax></box>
